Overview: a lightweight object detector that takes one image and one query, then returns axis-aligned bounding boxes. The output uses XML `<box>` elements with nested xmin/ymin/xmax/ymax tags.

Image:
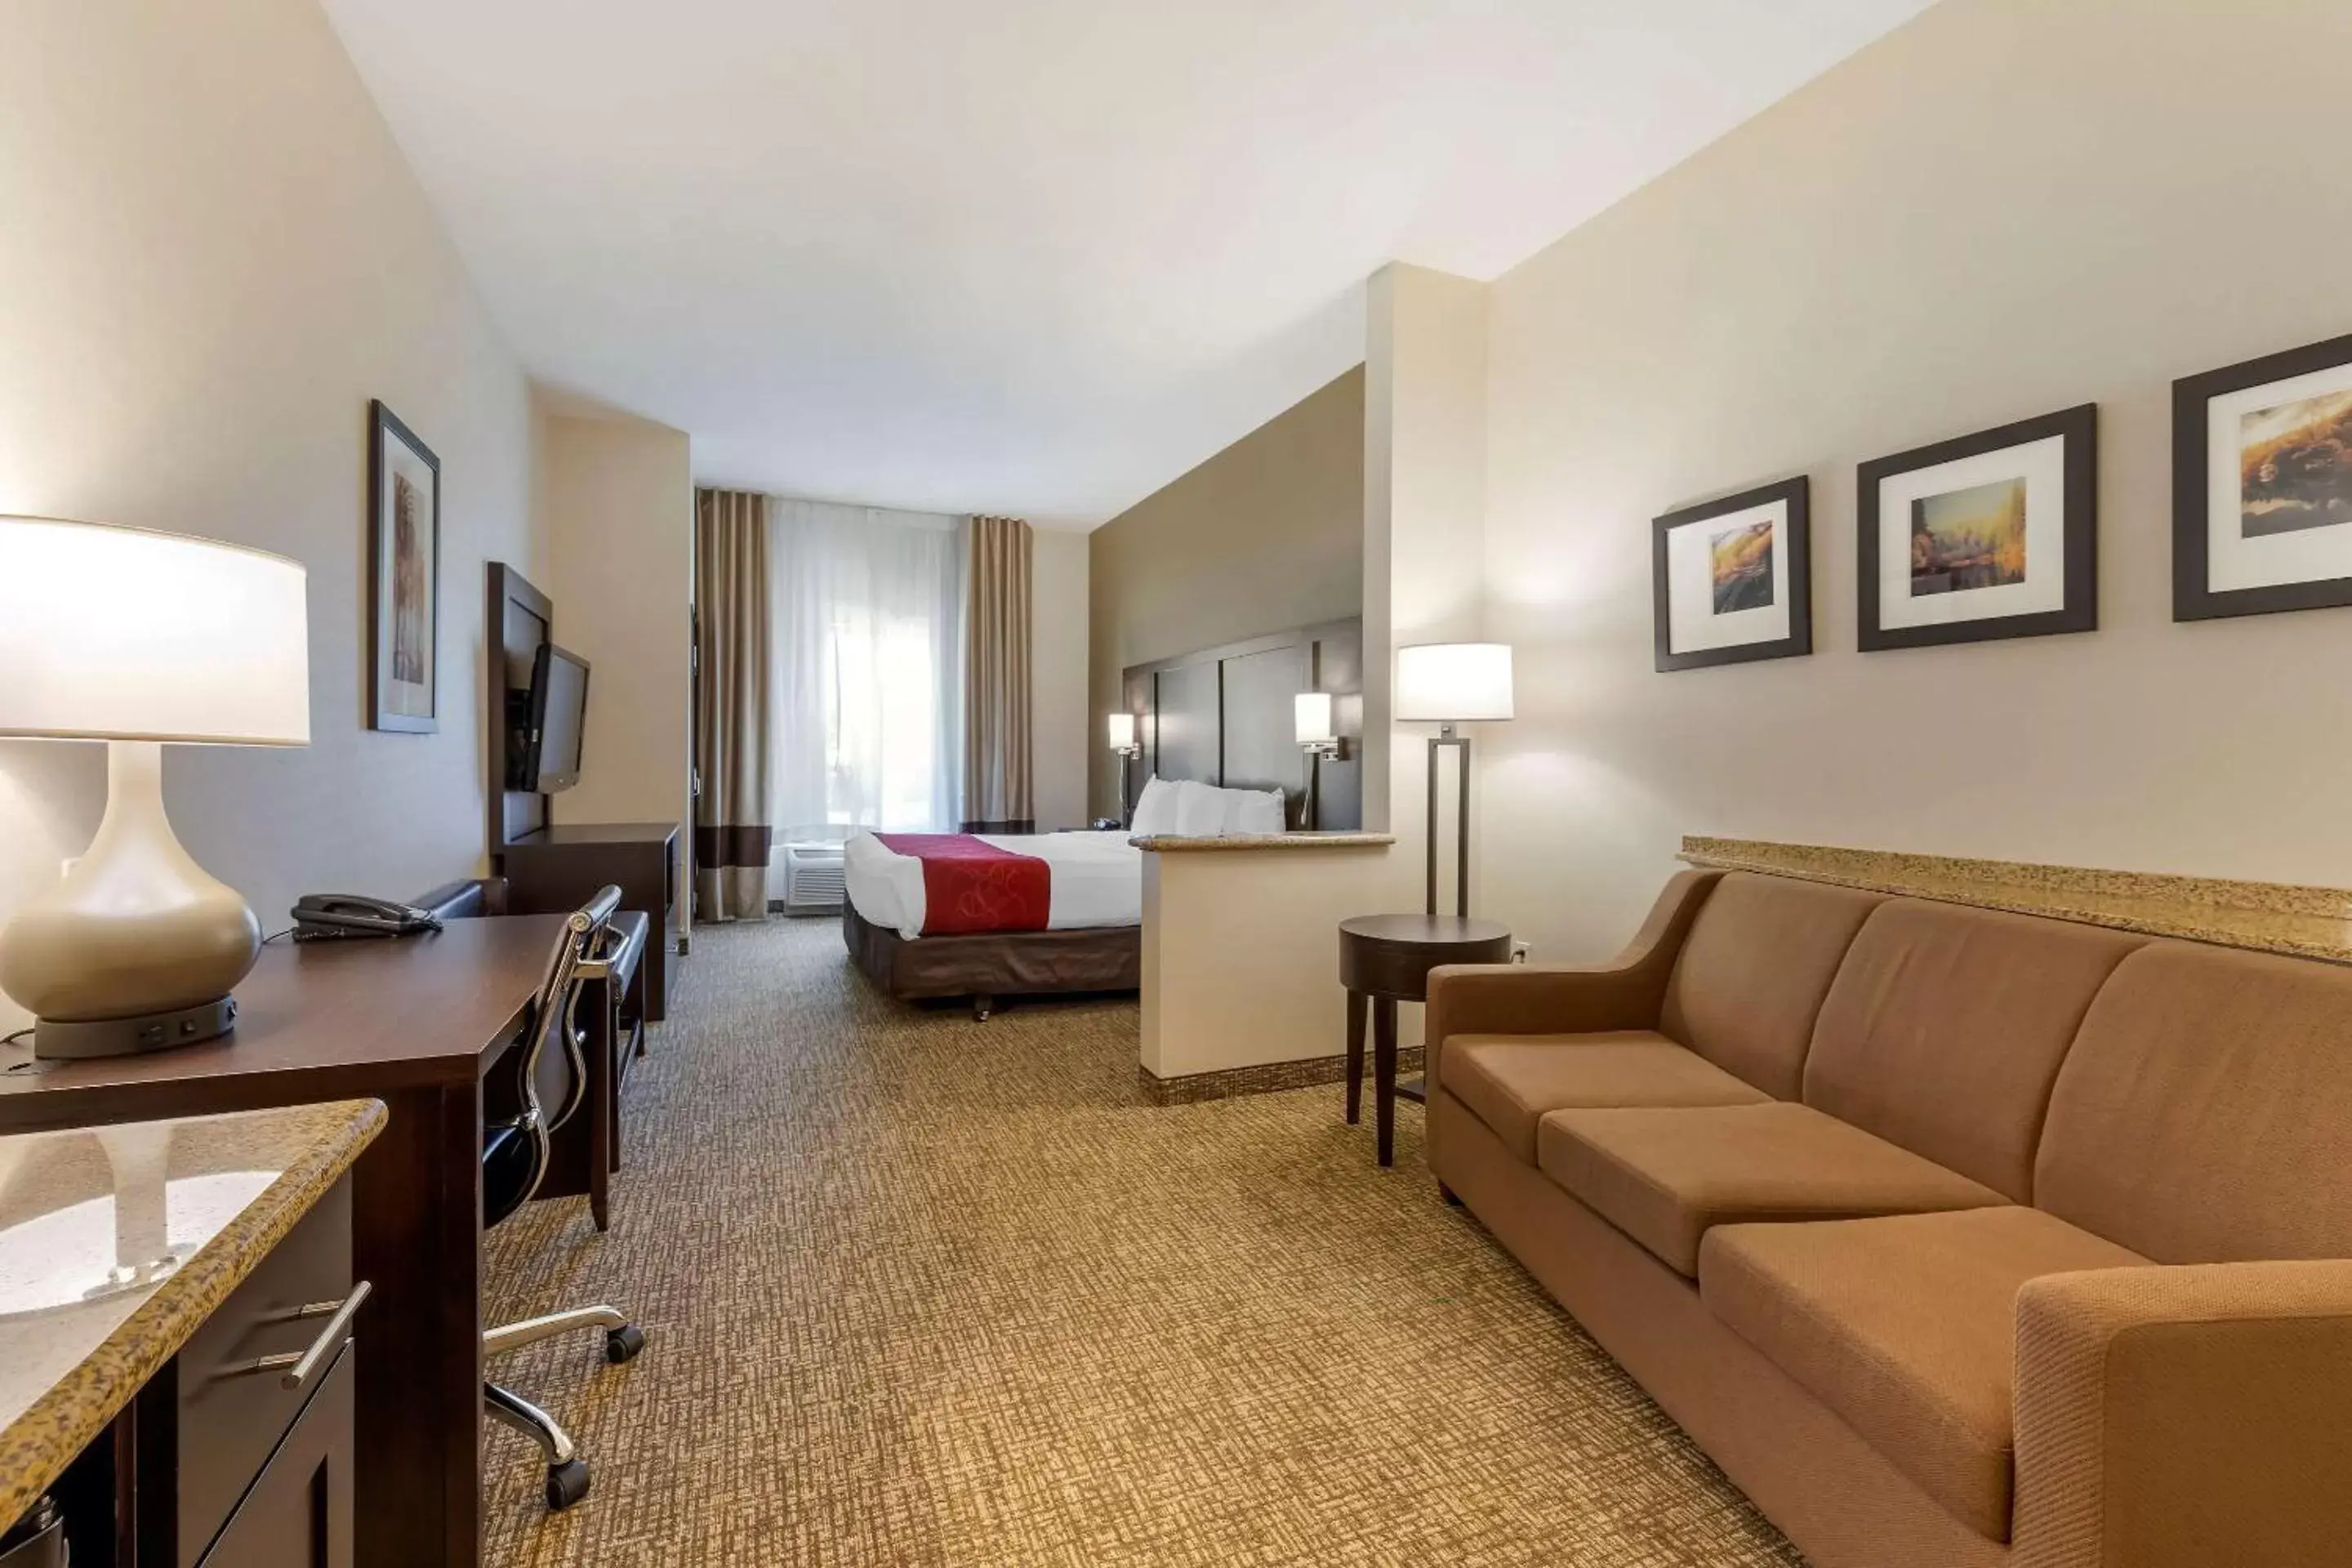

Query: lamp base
<box><xmin>32</xmin><ymin>995</ymin><xmax>238</xmax><ymax>1060</ymax></box>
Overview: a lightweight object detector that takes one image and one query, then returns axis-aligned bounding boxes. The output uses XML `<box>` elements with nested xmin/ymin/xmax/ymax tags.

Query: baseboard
<box><xmin>1138</xmin><ymin>1045</ymin><xmax>1425</xmax><ymax>1106</ymax></box>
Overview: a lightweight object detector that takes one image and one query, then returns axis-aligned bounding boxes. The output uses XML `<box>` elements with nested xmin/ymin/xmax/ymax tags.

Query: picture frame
<box><xmin>2172</xmin><ymin>331</ymin><xmax>2352</xmax><ymax>621</ymax></box>
<box><xmin>1857</xmin><ymin>403</ymin><xmax>2097</xmax><ymax>652</ymax></box>
<box><xmin>1651</xmin><ymin>475</ymin><xmax>1811</xmax><ymax>672</ymax></box>
<box><xmin>368</xmin><ymin>399</ymin><xmax>441</xmax><ymax>733</ymax></box>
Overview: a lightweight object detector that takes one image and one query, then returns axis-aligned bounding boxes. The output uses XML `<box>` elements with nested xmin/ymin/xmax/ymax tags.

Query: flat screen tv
<box><xmin>517</xmin><ymin>643</ymin><xmax>590</xmax><ymax>793</ymax></box>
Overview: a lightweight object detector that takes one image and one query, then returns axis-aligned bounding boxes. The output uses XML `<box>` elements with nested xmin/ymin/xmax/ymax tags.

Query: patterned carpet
<box><xmin>479</xmin><ymin>917</ymin><xmax>1803</xmax><ymax>1566</ymax></box>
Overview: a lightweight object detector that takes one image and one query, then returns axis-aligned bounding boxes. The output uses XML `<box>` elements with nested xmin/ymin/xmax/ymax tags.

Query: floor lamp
<box><xmin>1394</xmin><ymin>643</ymin><xmax>1513</xmax><ymax>918</ymax></box>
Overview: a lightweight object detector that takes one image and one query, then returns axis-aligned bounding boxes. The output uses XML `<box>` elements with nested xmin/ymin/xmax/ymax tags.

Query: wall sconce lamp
<box><xmin>1107</xmin><ymin>711</ymin><xmax>1143</xmax><ymax>827</ymax></box>
<box><xmin>1294</xmin><ymin>692</ymin><xmax>1341</xmax><ymax>830</ymax></box>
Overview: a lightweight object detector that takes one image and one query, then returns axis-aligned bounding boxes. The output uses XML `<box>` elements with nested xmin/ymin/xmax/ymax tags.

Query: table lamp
<box><xmin>1394</xmin><ymin>642</ymin><xmax>1512</xmax><ymax>917</ymax></box>
<box><xmin>0</xmin><ymin>517</ymin><xmax>310</xmax><ymax>1058</ymax></box>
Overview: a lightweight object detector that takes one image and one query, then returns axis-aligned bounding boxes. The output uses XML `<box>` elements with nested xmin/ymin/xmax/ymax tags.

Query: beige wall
<box><xmin>537</xmin><ymin>408</ymin><xmax>693</xmax><ymax>827</ymax></box>
<box><xmin>1089</xmin><ymin>367</ymin><xmax>1366</xmax><ymax>819</ymax></box>
<box><xmin>536</xmin><ymin>406</ymin><xmax>693</xmax><ymax>922</ymax></box>
<box><xmin>1365</xmin><ymin>264</ymin><xmax>1489</xmax><ymax>868</ymax></box>
<box><xmin>1031</xmin><ymin>528</ymin><xmax>1092</xmax><ymax>830</ymax></box>
<box><xmin>0</xmin><ymin>0</ymin><xmax>538</xmax><ymax>1031</ymax></box>
<box><xmin>1140</xmin><ymin>844</ymin><xmax>1402</xmax><ymax>1080</ymax></box>
<box><xmin>1478</xmin><ymin>0</ymin><xmax>2352</xmax><ymax>965</ymax></box>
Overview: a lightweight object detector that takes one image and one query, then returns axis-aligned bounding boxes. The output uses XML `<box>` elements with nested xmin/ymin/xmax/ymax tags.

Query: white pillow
<box><xmin>1172</xmin><ymin>779</ymin><xmax>1227</xmax><ymax>837</ymax></box>
<box><xmin>1130</xmin><ymin>775</ymin><xmax>1181</xmax><ymax>835</ymax></box>
<box><xmin>1223</xmin><ymin>786</ymin><xmax>1286</xmax><ymax>835</ymax></box>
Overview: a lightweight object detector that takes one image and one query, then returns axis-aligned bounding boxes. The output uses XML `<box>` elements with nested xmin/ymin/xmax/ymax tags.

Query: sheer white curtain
<box><xmin>768</xmin><ymin>497</ymin><xmax>966</xmax><ymax>841</ymax></box>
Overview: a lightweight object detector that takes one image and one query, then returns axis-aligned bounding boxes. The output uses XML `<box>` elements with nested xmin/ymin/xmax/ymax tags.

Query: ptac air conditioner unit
<box><xmin>782</xmin><ymin>840</ymin><xmax>847</xmax><ymax>911</ymax></box>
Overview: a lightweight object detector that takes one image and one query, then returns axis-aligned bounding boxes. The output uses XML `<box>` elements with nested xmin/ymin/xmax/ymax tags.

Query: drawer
<box><xmin>195</xmin><ymin>1341</ymin><xmax>354</xmax><ymax>1568</ymax></box>
<box><xmin>173</xmin><ymin>1179</ymin><xmax>357</xmax><ymax>1568</ymax></box>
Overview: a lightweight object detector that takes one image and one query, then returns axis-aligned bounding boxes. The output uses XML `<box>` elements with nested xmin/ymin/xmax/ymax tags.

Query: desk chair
<box><xmin>482</xmin><ymin>884</ymin><xmax>648</xmax><ymax>1512</ymax></box>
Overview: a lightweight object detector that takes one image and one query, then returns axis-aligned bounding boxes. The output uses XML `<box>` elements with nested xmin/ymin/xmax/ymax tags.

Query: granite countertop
<box><xmin>1129</xmin><ymin>831</ymin><xmax>1397</xmax><ymax>852</ymax></box>
<box><xmin>1682</xmin><ymin>835</ymin><xmax>2352</xmax><ymax>964</ymax></box>
<box><xmin>0</xmin><ymin>1098</ymin><xmax>385</xmax><ymax>1527</ymax></box>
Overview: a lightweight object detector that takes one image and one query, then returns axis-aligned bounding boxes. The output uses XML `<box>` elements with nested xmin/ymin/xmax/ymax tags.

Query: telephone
<box><xmin>289</xmin><ymin>893</ymin><xmax>443</xmax><ymax>941</ymax></box>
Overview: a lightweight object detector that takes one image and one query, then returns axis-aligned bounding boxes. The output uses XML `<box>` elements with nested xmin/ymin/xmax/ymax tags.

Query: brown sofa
<box><xmin>1424</xmin><ymin>868</ymin><xmax>2352</xmax><ymax>1568</ymax></box>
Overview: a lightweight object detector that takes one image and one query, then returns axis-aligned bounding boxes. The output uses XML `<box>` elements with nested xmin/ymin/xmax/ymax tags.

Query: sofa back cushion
<box><xmin>2038</xmin><ymin>942</ymin><xmax>2352</xmax><ymax>1263</ymax></box>
<box><xmin>1659</xmin><ymin>874</ymin><xmax>1884</xmax><ymax>1099</ymax></box>
<box><xmin>1802</xmin><ymin>901</ymin><xmax>2143</xmax><ymax>1202</ymax></box>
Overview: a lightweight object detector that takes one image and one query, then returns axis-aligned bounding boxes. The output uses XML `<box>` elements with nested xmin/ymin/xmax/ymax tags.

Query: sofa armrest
<box><xmin>2012</xmin><ymin>1260</ymin><xmax>2352</xmax><ymax>1568</ymax></box>
<box><xmin>1423</xmin><ymin>868</ymin><xmax>1721</xmax><ymax>1087</ymax></box>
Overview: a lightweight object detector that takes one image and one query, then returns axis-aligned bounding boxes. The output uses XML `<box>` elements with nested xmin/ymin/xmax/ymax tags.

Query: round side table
<box><xmin>1339</xmin><ymin>914</ymin><xmax>1512</xmax><ymax>1166</ymax></box>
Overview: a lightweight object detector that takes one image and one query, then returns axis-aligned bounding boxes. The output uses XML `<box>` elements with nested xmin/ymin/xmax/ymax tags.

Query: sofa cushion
<box><xmin>1699</xmin><ymin>1207</ymin><xmax>2148</xmax><ymax>1542</ymax></box>
<box><xmin>2038</xmin><ymin>941</ymin><xmax>2352</xmax><ymax>1263</ymax></box>
<box><xmin>1441</xmin><ymin>1032</ymin><xmax>1770</xmax><ymax>1163</ymax></box>
<box><xmin>1659</xmin><ymin>873</ymin><xmax>1885</xmax><ymax>1099</ymax></box>
<box><xmin>1802</xmin><ymin>900</ymin><xmax>2143</xmax><ymax>1201</ymax></box>
<box><xmin>1537</xmin><ymin>1102</ymin><xmax>2007</xmax><ymax>1276</ymax></box>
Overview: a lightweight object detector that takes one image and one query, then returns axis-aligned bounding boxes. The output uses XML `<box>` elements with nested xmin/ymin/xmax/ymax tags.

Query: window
<box><xmin>768</xmin><ymin>498</ymin><xmax>964</xmax><ymax>838</ymax></box>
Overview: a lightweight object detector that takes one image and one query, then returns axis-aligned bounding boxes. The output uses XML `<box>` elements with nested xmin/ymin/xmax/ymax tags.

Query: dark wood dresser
<box><xmin>500</xmin><ymin>821</ymin><xmax>681</xmax><ymax>1020</ymax></box>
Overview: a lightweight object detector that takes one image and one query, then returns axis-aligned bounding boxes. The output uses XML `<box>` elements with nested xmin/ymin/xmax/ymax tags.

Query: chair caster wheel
<box><xmin>605</xmin><ymin>1324</ymin><xmax>646</xmax><ymax>1364</ymax></box>
<box><xmin>545</xmin><ymin>1459</ymin><xmax>591</xmax><ymax>1512</ymax></box>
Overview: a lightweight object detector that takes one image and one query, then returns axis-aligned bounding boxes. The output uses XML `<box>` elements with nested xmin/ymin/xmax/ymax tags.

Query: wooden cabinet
<box><xmin>195</xmin><ymin>1345</ymin><xmax>354</xmax><ymax>1568</ymax></box>
<box><xmin>33</xmin><ymin>1178</ymin><xmax>360</xmax><ymax>1568</ymax></box>
<box><xmin>501</xmin><ymin>822</ymin><xmax>681</xmax><ymax>1020</ymax></box>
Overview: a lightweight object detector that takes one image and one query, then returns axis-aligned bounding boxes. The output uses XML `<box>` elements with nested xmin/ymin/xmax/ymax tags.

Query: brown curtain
<box><xmin>693</xmin><ymin>489</ymin><xmax>773</xmax><ymax>920</ymax></box>
<box><xmin>960</xmin><ymin>515</ymin><xmax>1034</xmax><ymax>832</ymax></box>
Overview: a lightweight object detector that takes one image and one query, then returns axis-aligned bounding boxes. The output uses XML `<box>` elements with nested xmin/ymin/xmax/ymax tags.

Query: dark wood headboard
<box><xmin>1119</xmin><ymin>617</ymin><xmax>1362</xmax><ymax>830</ymax></box>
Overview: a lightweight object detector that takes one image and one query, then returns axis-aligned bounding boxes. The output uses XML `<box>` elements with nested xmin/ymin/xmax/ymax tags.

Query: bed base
<box><xmin>841</xmin><ymin>904</ymin><xmax>1141</xmax><ymax>1020</ymax></box>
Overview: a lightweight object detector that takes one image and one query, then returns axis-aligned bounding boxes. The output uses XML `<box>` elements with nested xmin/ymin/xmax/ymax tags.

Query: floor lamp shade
<box><xmin>1394</xmin><ymin>642</ymin><xmax>1513</xmax><ymax>724</ymax></box>
<box><xmin>0</xmin><ymin>517</ymin><xmax>310</xmax><ymax>1057</ymax></box>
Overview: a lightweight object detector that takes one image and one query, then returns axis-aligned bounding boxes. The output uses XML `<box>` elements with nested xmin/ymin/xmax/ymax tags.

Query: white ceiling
<box><xmin>322</xmin><ymin>0</ymin><xmax>1931</xmax><ymax>527</ymax></box>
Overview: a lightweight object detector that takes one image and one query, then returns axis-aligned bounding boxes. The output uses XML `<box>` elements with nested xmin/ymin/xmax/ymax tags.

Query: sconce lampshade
<box><xmin>1294</xmin><ymin>692</ymin><xmax>1334</xmax><ymax>745</ymax></box>
<box><xmin>1106</xmin><ymin>712</ymin><xmax>1137</xmax><ymax>751</ymax></box>
<box><xmin>0</xmin><ymin>516</ymin><xmax>310</xmax><ymax>744</ymax></box>
<box><xmin>1395</xmin><ymin>642</ymin><xmax>1513</xmax><ymax>724</ymax></box>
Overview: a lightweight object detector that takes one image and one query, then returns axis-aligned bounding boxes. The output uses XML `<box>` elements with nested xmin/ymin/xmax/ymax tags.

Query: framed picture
<box><xmin>1651</xmin><ymin>476</ymin><xmax>1811</xmax><ymax>671</ymax></box>
<box><xmin>2173</xmin><ymin>332</ymin><xmax>2352</xmax><ymax>621</ymax></box>
<box><xmin>1857</xmin><ymin>403</ymin><xmax>2096</xmax><ymax>652</ymax></box>
<box><xmin>368</xmin><ymin>399</ymin><xmax>440</xmax><ymax>733</ymax></box>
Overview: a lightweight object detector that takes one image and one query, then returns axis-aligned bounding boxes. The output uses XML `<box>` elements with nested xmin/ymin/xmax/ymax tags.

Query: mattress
<box><xmin>843</xmin><ymin>829</ymin><xmax>1143</xmax><ymax>940</ymax></box>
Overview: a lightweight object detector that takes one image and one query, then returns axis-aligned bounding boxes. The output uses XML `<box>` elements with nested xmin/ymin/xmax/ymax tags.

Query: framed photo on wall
<box><xmin>2173</xmin><ymin>332</ymin><xmax>2352</xmax><ymax>621</ymax></box>
<box><xmin>368</xmin><ymin>399</ymin><xmax>441</xmax><ymax>733</ymax></box>
<box><xmin>1857</xmin><ymin>403</ymin><xmax>2097</xmax><ymax>652</ymax></box>
<box><xmin>1651</xmin><ymin>475</ymin><xmax>1811</xmax><ymax>672</ymax></box>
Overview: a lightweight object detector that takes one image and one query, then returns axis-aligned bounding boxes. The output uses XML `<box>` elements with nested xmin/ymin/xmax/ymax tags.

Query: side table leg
<box><xmin>1344</xmin><ymin>989</ymin><xmax>1367</xmax><ymax>1125</ymax></box>
<box><xmin>1374</xmin><ymin>997</ymin><xmax>1398</xmax><ymax>1167</ymax></box>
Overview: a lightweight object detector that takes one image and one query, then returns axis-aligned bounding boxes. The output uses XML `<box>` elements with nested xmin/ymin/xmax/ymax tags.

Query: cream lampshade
<box><xmin>1106</xmin><ymin>711</ymin><xmax>1138</xmax><ymax>753</ymax></box>
<box><xmin>0</xmin><ymin>517</ymin><xmax>310</xmax><ymax>1058</ymax></box>
<box><xmin>1394</xmin><ymin>642</ymin><xmax>1514</xmax><ymax>724</ymax></box>
<box><xmin>1294</xmin><ymin>692</ymin><xmax>1334</xmax><ymax>746</ymax></box>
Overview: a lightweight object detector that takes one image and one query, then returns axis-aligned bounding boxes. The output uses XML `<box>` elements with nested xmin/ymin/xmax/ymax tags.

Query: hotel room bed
<box><xmin>841</xmin><ymin>830</ymin><xmax>1143</xmax><ymax>1018</ymax></box>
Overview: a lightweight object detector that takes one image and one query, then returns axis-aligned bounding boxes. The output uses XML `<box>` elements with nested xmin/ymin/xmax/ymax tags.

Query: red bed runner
<box><xmin>873</xmin><ymin>833</ymin><xmax>1051</xmax><ymax>935</ymax></box>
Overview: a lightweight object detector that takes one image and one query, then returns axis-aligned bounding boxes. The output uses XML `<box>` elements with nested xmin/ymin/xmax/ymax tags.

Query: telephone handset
<box><xmin>290</xmin><ymin>893</ymin><xmax>443</xmax><ymax>941</ymax></box>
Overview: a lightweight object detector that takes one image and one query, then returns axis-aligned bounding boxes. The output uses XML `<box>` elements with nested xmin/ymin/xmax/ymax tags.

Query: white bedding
<box><xmin>843</xmin><ymin>830</ymin><xmax>1143</xmax><ymax>941</ymax></box>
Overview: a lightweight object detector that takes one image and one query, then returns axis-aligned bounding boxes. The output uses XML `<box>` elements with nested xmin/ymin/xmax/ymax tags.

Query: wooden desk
<box><xmin>0</xmin><ymin>915</ymin><xmax>572</xmax><ymax>1568</ymax></box>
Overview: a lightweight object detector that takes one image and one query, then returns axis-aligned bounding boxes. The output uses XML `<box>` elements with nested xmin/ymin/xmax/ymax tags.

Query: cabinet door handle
<box><xmin>223</xmin><ymin>1281</ymin><xmax>371</xmax><ymax>1390</ymax></box>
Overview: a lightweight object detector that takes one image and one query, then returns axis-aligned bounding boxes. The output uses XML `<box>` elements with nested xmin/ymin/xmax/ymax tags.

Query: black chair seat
<box><xmin>483</xmin><ymin>1120</ymin><xmax>538</xmax><ymax>1230</ymax></box>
